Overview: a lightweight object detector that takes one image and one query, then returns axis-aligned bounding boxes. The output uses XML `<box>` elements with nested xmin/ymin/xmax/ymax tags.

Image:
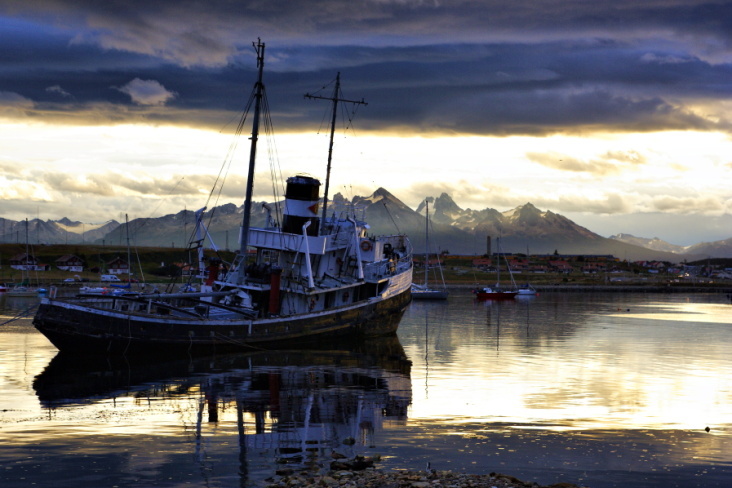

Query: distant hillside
<box><xmin>102</xmin><ymin>203</ymin><xmax>273</xmax><ymax>249</ymax></box>
<box><xmin>1</xmin><ymin>191</ymin><xmax>723</xmax><ymax>262</ymax></box>
<box><xmin>686</xmin><ymin>238</ymin><xmax>732</xmax><ymax>258</ymax></box>
<box><xmin>0</xmin><ymin>217</ymin><xmax>119</xmax><ymax>245</ymax></box>
<box><xmin>609</xmin><ymin>234</ymin><xmax>686</xmax><ymax>254</ymax></box>
<box><xmin>611</xmin><ymin>233</ymin><xmax>732</xmax><ymax>258</ymax></box>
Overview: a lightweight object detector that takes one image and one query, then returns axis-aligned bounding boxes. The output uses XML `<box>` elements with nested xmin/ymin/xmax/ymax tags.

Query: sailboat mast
<box><xmin>237</xmin><ymin>39</ymin><xmax>266</xmax><ymax>283</ymax></box>
<box><xmin>496</xmin><ymin>236</ymin><xmax>500</xmax><ymax>286</ymax></box>
<box><xmin>424</xmin><ymin>200</ymin><xmax>429</xmax><ymax>288</ymax></box>
<box><xmin>304</xmin><ymin>73</ymin><xmax>367</xmax><ymax>233</ymax></box>
<box><xmin>24</xmin><ymin>218</ymin><xmax>29</xmax><ymax>281</ymax></box>
<box><xmin>125</xmin><ymin>214</ymin><xmax>131</xmax><ymax>281</ymax></box>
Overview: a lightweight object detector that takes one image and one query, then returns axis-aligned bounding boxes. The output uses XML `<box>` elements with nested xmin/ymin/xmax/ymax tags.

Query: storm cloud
<box><xmin>1</xmin><ymin>1</ymin><xmax>731</xmax><ymax>135</ymax></box>
<box><xmin>3</xmin><ymin>1</ymin><xmax>732</xmax><ymax>245</ymax></box>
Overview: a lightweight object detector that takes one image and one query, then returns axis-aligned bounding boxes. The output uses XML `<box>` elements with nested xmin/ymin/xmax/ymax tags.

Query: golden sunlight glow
<box><xmin>4</xmin><ymin>119</ymin><xmax>732</xmax><ymax>221</ymax></box>
<box><xmin>615</xmin><ymin>302</ymin><xmax>732</xmax><ymax>324</ymax></box>
<box><xmin>405</xmin><ymin>301</ymin><xmax>732</xmax><ymax>432</ymax></box>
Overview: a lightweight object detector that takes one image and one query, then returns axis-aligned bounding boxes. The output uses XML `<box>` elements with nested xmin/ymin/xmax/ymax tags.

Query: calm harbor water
<box><xmin>2</xmin><ymin>290</ymin><xmax>732</xmax><ymax>487</ymax></box>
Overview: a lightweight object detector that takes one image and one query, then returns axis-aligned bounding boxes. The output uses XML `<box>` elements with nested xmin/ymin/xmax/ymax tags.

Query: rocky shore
<box><xmin>264</xmin><ymin>467</ymin><xmax>587</xmax><ymax>488</ymax></box>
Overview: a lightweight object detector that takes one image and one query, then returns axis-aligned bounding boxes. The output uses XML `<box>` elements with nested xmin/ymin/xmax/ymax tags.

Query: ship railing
<box><xmin>363</xmin><ymin>259</ymin><xmax>401</xmax><ymax>281</ymax></box>
<box><xmin>248</xmin><ymin>228</ymin><xmax>329</xmax><ymax>254</ymax></box>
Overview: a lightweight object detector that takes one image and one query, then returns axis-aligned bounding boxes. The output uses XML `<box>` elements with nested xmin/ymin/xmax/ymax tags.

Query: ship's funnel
<box><xmin>282</xmin><ymin>175</ymin><xmax>320</xmax><ymax>236</ymax></box>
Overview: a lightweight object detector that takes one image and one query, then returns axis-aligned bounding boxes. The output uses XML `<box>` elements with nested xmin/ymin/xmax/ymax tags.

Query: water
<box><xmin>2</xmin><ymin>291</ymin><xmax>732</xmax><ymax>487</ymax></box>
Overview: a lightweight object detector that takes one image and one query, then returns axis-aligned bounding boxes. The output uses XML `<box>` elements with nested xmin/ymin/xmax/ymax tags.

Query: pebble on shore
<box><xmin>264</xmin><ymin>466</ymin><xmax>588</xmax><ymax>488</ymax></box>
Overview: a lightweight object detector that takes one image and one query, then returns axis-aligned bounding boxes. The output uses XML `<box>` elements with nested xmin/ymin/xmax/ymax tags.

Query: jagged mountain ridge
<box><xmin>0</xmin><ymin>191</ymin><xmax>724</xmax><ymax>261</ymax></box>
<box><xmin>329</xmin><ymin>191</ymin><xmax>700</xmax><ymax>261</ymax></box>
<box><xmin>420</xmin><ymin>195</ymin><xmax>609</xmax><ymax>255</ymax></box>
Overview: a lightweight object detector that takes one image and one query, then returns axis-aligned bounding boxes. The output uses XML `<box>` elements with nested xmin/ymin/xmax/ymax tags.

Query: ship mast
<box><xmin>237</xmin><ymin>39</ymin><xmax>265</xmax><ymax>284</ymax></box>
<box><xmin>305</xmin><ymin>73</ymin><xmax>367</xmax><ymax>233</ymax></box>
<box><xmin>424</xmin><ymin>200</ymin><xmax>429</xmax><ymax>288</ymax></box>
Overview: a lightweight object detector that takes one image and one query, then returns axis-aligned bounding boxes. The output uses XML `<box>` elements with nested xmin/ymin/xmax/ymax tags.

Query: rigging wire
<box><xmin>124</xmin><ymin>177</ymin><xmax>187</xmax><ymax>239</ymax></box>
<box><xmin>182</xmin><ymin>84</ymin><xmax>257</xmax><ymax>263</ymax></box>
<box><xmin>205</xmin><ymin>89</ymin><xmax>256</xmax><ymax>221</ymax></box>
<box><xmin>184</xmin><ymin>63</ymin><xmax>288</xmax><ymax>268</ymax></box>
<box><xmin>382</xmin><ymin>201</ymin><xmax>401</xmax><ymax>234</ymax></box>
<box><xmin>260</xmin><ymin>86</ymin><xmax>285</xmax><ymax>227</ymax></box>
<box><xmin>341</xmin><ymin>92</ymin><xmax>364</xmax><ymax>133</ymax></box>
<box><xmin>310</xmin><ymin>74</ymin><xmax>364</xmax><ymax>138</ymax></box>
<box><xmin>425</xmin><ymin>205</ymin><xmax>447</xmax><ymax>288</ymax></box>
<box><xmin>0</xmin><ymin>305</ymin><xmax>38</xmax><ymax>326</ymax></box>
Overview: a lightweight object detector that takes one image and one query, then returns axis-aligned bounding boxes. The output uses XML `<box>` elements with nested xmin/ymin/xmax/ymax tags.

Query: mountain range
<box><xmin>607</xmin><ymin>233</ymin><xmax>732</xmax><ymax>260</ymax></box>
<box><xmin>1</xmin><ymin>190</ymin><xmax>729</xmax><ymax>262</ymax></box>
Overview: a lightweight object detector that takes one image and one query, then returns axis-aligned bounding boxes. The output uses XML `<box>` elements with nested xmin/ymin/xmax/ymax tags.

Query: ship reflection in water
<box><xmin>26</xmin><ymin>338</ymin><xmax>411</xmax><ymax>487</ymax></box>
<box><xmin>6</xmin><ymin>291</ymin><xmax>732</xmax><ymax>488</ymax></box>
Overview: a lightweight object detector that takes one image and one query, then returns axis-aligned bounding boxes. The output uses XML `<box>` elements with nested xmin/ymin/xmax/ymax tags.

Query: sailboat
<box><xmin>7</xmin><ymin>219</ymin><xmax>43</xmax><ymax>297</ymax></box>
<box><xmin>516</xmin><ymin>282</ymin><xmax>537</xmax><ymax>296</ymax></box>
<box><xmin>411</xmin><ymin>200</ymin><xmax>448</xmax><ymax>300</ymax></box>
<box><xmin>473</xmin><ymin>237</ymin><xmax>518</xmax><ymax>300</ymax></box>
<box><xmin>33</xmin><ymin>39</ymin><xmax>413</xmax><ymax>355</ymax></box>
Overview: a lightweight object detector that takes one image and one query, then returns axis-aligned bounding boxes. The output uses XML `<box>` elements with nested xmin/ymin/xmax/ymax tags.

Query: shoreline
<box><xmin>266</xmin><ymin>467</ymin><xmax>588</xmax><ymax>488</ymax></box>
<box><xmin>445</xmin><ymin>283</ymin><xmax>732</xmax><ymax>293</ymax></box>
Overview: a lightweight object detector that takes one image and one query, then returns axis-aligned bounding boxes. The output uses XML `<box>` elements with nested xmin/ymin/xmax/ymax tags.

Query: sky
<box><xmin>2</xmin><ymin>1</ymin><xmax>732</xmax><ymax>246</ymax></box>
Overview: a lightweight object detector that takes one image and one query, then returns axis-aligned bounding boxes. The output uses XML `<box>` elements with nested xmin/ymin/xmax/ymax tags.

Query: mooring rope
<box><xmin>211</xmin><ymin>332</ymin><xmax>268</xmax><ymax>351</ymax></box>
<box><xmin>0</xmin><ymin>304</ymin><xmax>39</xmax><ymax>326</ymax></box>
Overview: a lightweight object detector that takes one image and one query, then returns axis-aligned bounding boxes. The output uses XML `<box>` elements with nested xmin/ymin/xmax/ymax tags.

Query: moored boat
<box><xmin>473</xmin><ymin>286</ymin><xmax>517</xmax><ymax>300</ymax></box>
<box><xmin>7</xmin><ymin>219</ymin><xmax>44</xmax><ymax>297</ymax></box>
<box><xmin>33</xmin><ymin>40</ymin><xmax>413</xmax><ymax>355</ymax></box>
<box><xmin>411</xmin><ymin>283</ymin><xmax>449</xmax><ymax>300</ymax></box>
<box><xmin>473</xmin><ymin>237</ymin><xmax>519</xmax><ymax>300</ymax></box>
<box><xmin>6</xmin><ymin>285</ymin><xmax>43</xmax><ymax>297</ymax></box>
<box><xmin>516</xmin><ymin>283</ymin><xmax>537</xmax><ymax>295</ymax></box>
<box><xmin>411</xmin><ymin>199</ymin><xmax>448</xmax><ymax>300</ymax></box>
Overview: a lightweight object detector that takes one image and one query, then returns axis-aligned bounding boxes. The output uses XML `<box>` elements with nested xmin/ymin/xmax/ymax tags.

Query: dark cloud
<box><xmin>0</xmin><ymin>91</ymin><xmax>34</xmax><ymax>117</ymax></box>
<box><xmin>0</xmin><ymin>1</ymin><xmax>731</xmax><ymax>135</ymax></box>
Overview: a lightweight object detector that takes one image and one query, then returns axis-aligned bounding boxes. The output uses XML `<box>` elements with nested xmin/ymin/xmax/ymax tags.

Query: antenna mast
<box><xmin>305</xmin><ymin>73</ymin><xmax>367</xmax><ymax>232</ymax></box>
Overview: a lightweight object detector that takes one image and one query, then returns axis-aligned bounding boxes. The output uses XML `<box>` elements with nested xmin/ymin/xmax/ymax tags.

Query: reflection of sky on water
<box><xmin>617</xmin><ymin>301</ymin><xmax>732</xmax><ymax>324</ymax></box>
<box><xmin>2</xmin><ymin>292</ymin><xmax>732</xmax><ymax>487</ymax></box>
<box><xmin>1</xmin><ymin>322</ymin><xmax>413</xmax><ymax>487</ymax></box>
<box><xmin>390</xmin><ymin>292</ymin><xmax>732</xmax><ymax>487</ymax></box>
<box><xmin>401</xmin><ymin>294</ymin><xmax>732</xmax><ymax>434</ymax></box>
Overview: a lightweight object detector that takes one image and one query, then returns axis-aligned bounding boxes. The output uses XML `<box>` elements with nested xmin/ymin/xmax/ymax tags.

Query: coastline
<box><xmin>266</xmin><ymin>467</ymin><xmax>588</xmax><ymax>488</ymax></box>
<box><xmin>446</xmin><ymin>283</ymin><xmax>732</xmax><ymax>294</ymax></box>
